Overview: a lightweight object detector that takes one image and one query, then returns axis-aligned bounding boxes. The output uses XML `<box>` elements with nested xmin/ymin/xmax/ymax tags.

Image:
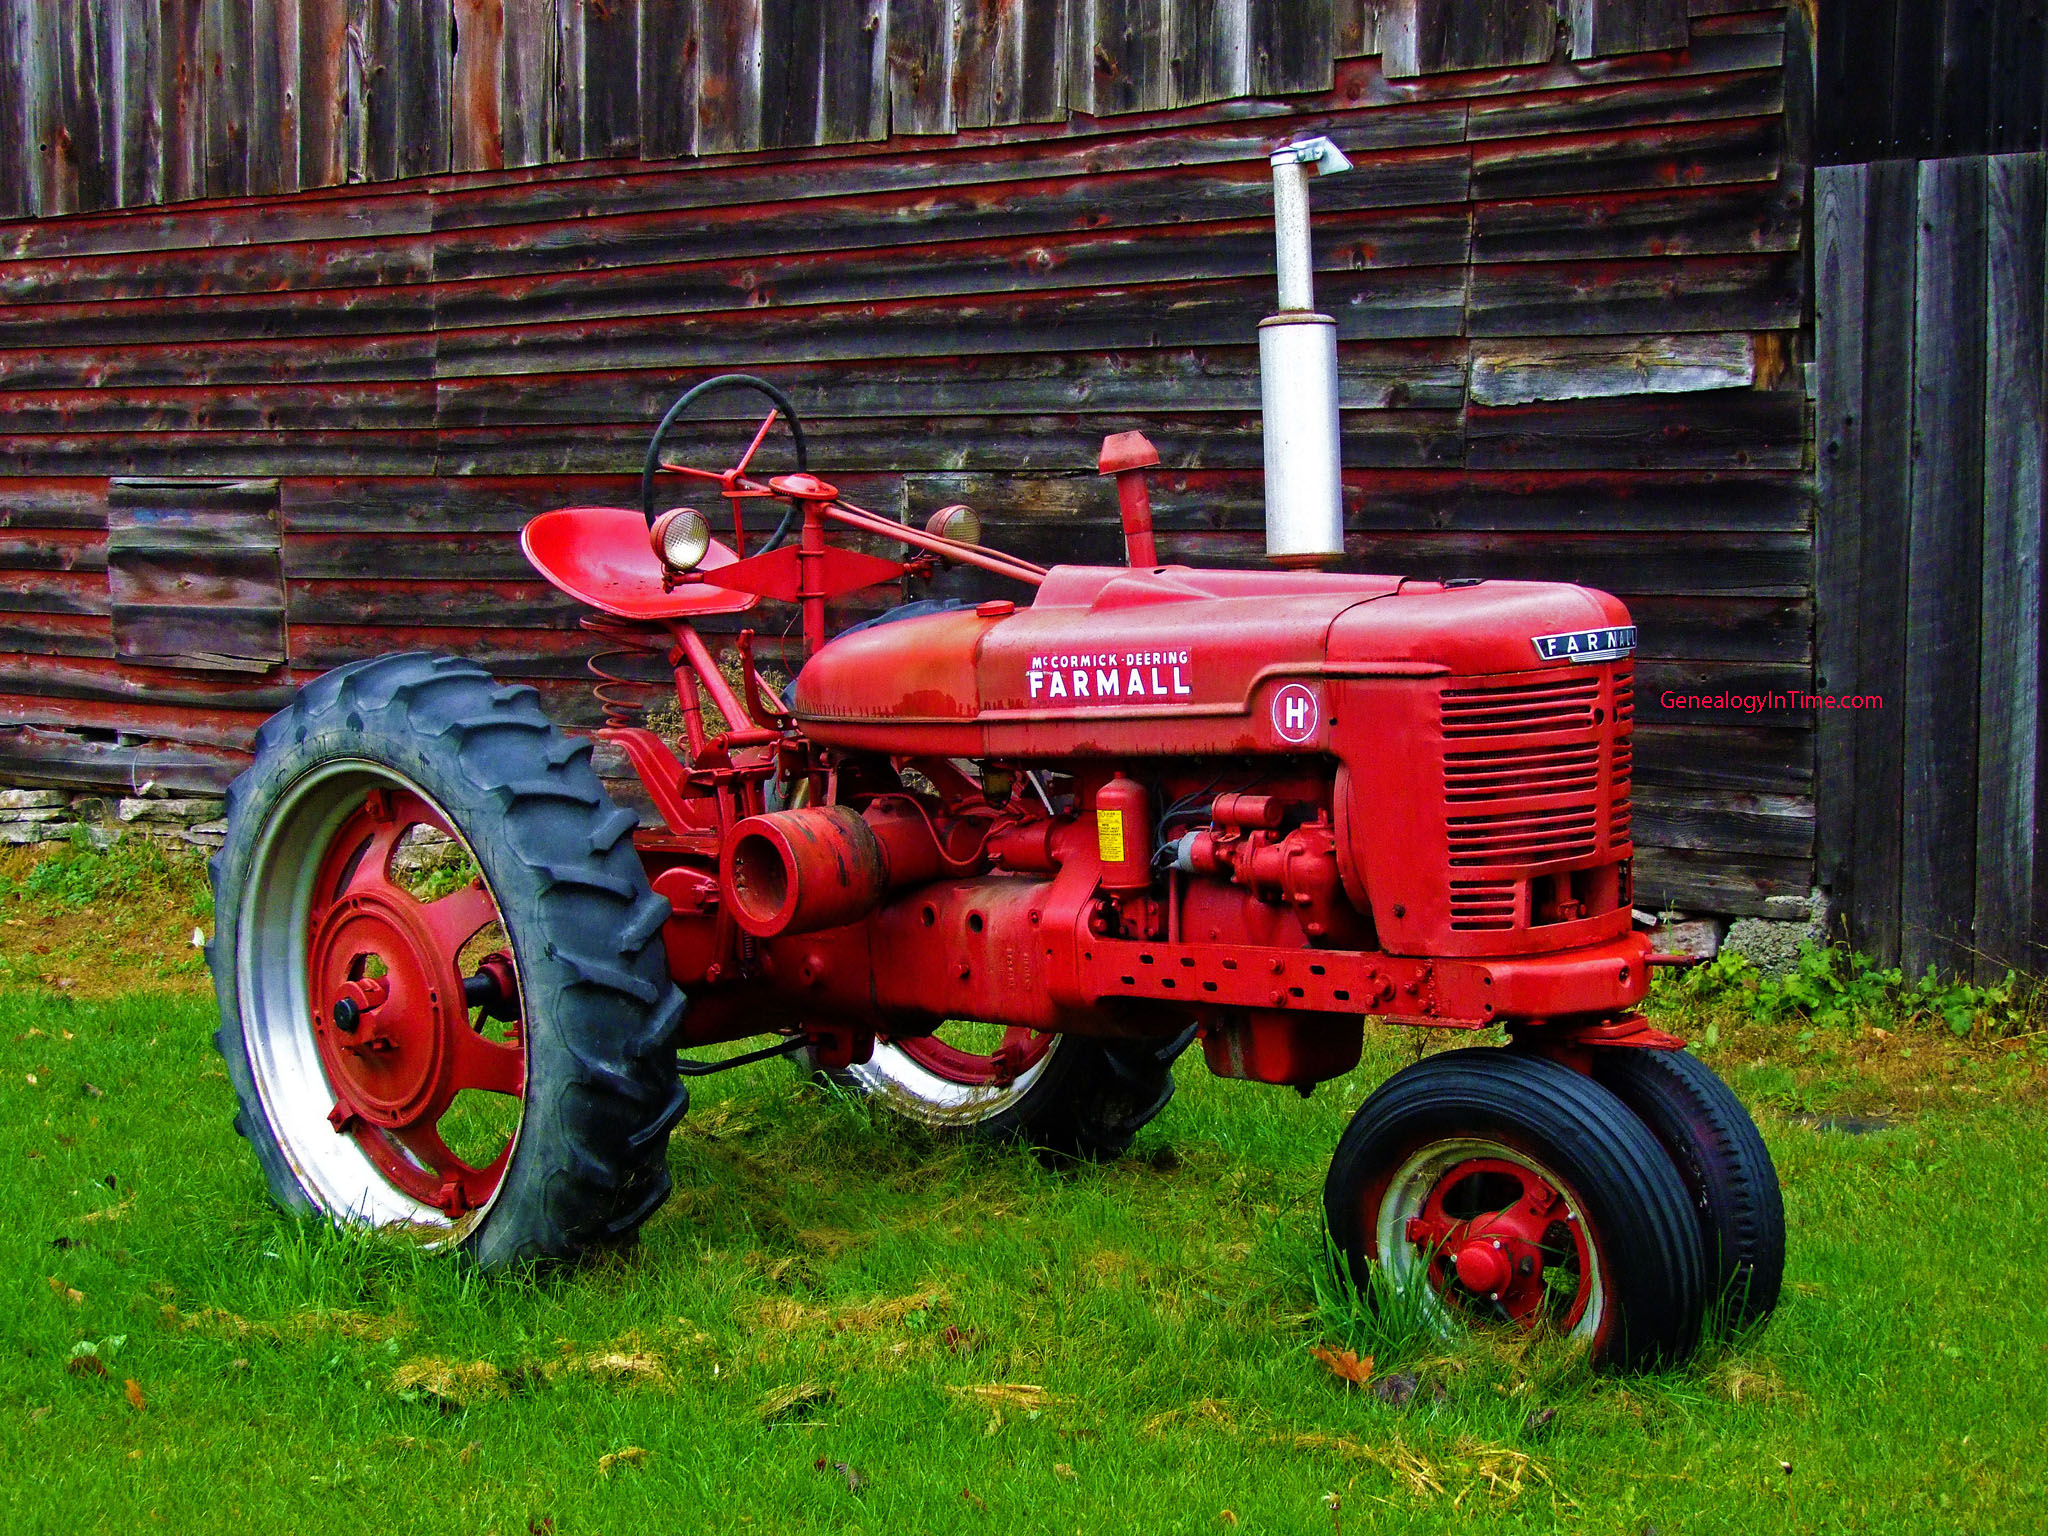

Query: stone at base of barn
<box><xmin>1722</xmin><ymin>890</ymin><xmax>1833</xmax><ymax>977</ymax></box>
<box><xmin>0</xmin><ymin>784</ymin><xmax>228</xmax><ymax>850</ymax></box>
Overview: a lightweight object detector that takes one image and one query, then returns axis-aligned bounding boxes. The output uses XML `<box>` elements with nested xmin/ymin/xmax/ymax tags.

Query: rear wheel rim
<box><xmin>1373</xmin><ymin>1137</ymin><xmax>1607</xmax><ymax>1343</ymax></box>
<box><xmin>848</xmin><ymin>1024</ymin><xmax>1058</xmax><ymax>1127</ymax></box>
<box><xmin>238</xmin><ymin>761</ymin><xmax>526</xmax><ymax>1233</ymax></box>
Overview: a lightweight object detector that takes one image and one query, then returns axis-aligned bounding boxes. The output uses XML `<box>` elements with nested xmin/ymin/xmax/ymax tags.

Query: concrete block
<box><xmin>0</xmin><ymin>821</ymin><xmax>77</xmax><ymax>844</ymax></box>
<box><xmin>0</xmin><ymin>788</ymin><xmax>69</xmax><ymax>810</ymax></box>
<box><xmin>117</xmin><ymin>797</ymin><xmax>227</xmax><ymax>825</ymax></box>
<box><xmin>1651</xmin><ymin>918</ymin><xmax>1725</xmax><ymax>960</ymax></box>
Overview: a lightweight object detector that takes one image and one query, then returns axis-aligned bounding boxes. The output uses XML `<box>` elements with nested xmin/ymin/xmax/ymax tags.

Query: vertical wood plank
<box><xmin>1902</xmin><ymin>154</ymin><xmax>1989</xmax><ymax>978</ymax></box>
<box><xmin>1566</xmin><ymin>0</ymin><xmax>1687</xmax><ymax>61</ymax></box>
<box><xmin>1248</xmin><ymin>0</ymin><xmax>1331</xmax><ymax>94</ymax></box>
<box><xmin>581</xmin><ymin>0</ymin><xmax>642</xmax><ymax>157</ymax></box>
<box><xmin>1082</xmin><ymin>0</ymin><xmax>1169</xmax><ymax>113</ymax></box>
<box><xmin>344</xmin><ymin>0</ymin><xmax>369</xmax><ymax>180</ymax></box>
<box><xmin>500</xmin><ymin>0</ymin><xmax>553</xmax><ymax>167</ymax></box>
<box><xmin>1888</xmin><ymin>0</ymin><xmax>1943</xmax><ymax>160</ymax></box>
<box><xmin>1849</xmin><ymin>158</ymin><xmax>1920</xmax><ymax>965</ymax></box>
<box><xmin>201</xmin><ymin>0</ymin><xmax>253</xmax><ymax>197</ymax></box>
<box><xmin>18</xmin><ymin>0</ymin><xmax>58</xmax><ymax>214</ymax></box>
<box><xmin>1813</xmin><ymin>163</ymin><xmax>1866</xmax><ymax>926</ymax></box>
<box><xmin>1989</xmin><ymin>0</ymin><xmax>2045</xmax><ymax>154</ymax></box>
<box><xmin>1937</xmin><ymin>0</ymin><xmax>1992</xmax><ymax>156</ymax></box>
<box><xmin>248</xmin><ymin>0</ymin><xmax>298</xmax><ymax>193</ymax></box>
<box><xmin>888</xmin><ymin>0</ymin><xmax>955</xmax><ymax>134</ymax></box>
<box><xmin>818</xmin><ymin>0</ymin><xmax>886</xmax><ymax>142</ymax></box>
<box><xmin>760</xmin><ymin>0</ymin><xmax>823</xmax><ymax>148</ymax></box>
<box><xmin>361</xmin><ymin>0</ymin><xmax>450</xmax><ymax>182</ymax></box>
<box><xmin>1333</xmin><ymin>0</ymin><xmax>1377</xmax><ymax>59</ymax></box>
<box><xmin>954</xmin><ymin>0</ymin><xmax>1064</xmax><ymax>126</ymax></box>
<box><xmin>452</xmin><ymin>0</ymin><xmax>506</xmax><ymax>170</ymax></box>
<box><xmin>1384</xmin><ymin>0</ymin><xmax>1552</xmax><ymax>78</ymax></box>
<box><xmin>161</xmin><ymin>0</ymin><xmax>207</xmax><ymax>202</ymax></box>
<box><xmin>1168</xmin><ymin>0</ymin><xmax>1247</xmax><ymax>108</ymax></box>
<box><xmin>695</xmin><ymin>0</ymin><xmax>762</xmax><ymax>153</ymax></box>
<box><xmin>0</xmin><ymin>0</ymin><xmax>25</xmax><ymax>218</ymax></box>
<box><xmin>638</xmin><ymin>0</ymin><xmax>696</xmax><ymax>157</ymax></box>
<box><xmin>298</xmin><ymin>0</ymin><xmax>351</xmax><ymax>189</ymax></box>
<box><xmin>54</xmin><ymin>2</ymin><xmax>111</xmax><ymax>213</ymax></box>
<box><xmin>552</xmin><ymin>0</ymin><xmax>584</xmax><ymax>154</ymax></box>
<box><xmin>1975</xmin><ymin>151</ymin><xmax>2047</xmax><ymax>975</ymax></box>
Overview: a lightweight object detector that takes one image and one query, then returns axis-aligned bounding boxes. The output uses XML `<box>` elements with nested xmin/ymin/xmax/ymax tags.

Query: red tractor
<box><xmin>208</xmin><ymin>141</ymin><xmax>1781</xmax><ymax>1371</ymax></box>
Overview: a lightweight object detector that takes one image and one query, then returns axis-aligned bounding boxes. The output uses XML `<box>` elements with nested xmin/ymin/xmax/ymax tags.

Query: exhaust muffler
<box><xmin>1260</xmin><ymin>136</ymin><xmax>1352</xmax><ymax>567</ymax></box>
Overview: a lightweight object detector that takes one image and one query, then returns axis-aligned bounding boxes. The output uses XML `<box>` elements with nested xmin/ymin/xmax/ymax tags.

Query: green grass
<box><xmin>1</xmin><ymin>868</ymin><xmax>2045</xmax><ymax>1531</ymax></box>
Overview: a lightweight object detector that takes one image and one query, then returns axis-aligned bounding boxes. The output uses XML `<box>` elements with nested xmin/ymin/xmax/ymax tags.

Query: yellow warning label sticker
<box><xmin>1096</xmin><ymin>807</ymin><xmax>1126</xmax><ymax>864</ymax></box>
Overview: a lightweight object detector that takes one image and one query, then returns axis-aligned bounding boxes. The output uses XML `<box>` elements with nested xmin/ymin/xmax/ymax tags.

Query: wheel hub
<box><xmin>310</xmin><ymin>890</ymin><xmax>461</xmax><ymax>1129</ymax></box>
<box><xmin>1400</xmin><ymin>1153</ymin><xmax>1592</xmax><ymax>1328</ymax></box>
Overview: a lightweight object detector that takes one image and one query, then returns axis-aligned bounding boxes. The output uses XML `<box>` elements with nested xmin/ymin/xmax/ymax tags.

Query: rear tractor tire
<box><xmin>810</xmin><ymin>1025</ymin><xmax>1189</xmax><ymax>1160</ymax></box>
<box><xmin>208</xmin><ymin>652</ymin><xmax>687</xmax><ymax>1268</ymax></box>
<box><xmin>1324</xmin><ymin>1048</ymin><xmax>1708</xmax><ymax>1372</ymax></box>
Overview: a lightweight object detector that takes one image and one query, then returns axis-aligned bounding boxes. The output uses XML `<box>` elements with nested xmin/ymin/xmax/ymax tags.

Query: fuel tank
<box><xmin>789</xmin><ymin>564</ymin><xmax>1633</xmax><ymax>759</ymax></box>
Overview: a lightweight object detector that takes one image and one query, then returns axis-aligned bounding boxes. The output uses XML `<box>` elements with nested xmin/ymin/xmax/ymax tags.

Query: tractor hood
<box><xmin>790</xmin><ymin>565</ymin><xmax>1633</xmax><ymax>755</ymax></box>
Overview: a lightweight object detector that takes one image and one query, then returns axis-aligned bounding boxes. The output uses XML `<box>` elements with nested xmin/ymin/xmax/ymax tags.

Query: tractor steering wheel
<box><xmin>640</xmin><ymin>373</ymin><xmax>810</xmax><ymax>552</ymax></box>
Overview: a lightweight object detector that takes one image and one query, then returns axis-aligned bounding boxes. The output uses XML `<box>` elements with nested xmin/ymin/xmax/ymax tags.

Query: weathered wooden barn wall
<box><xmin>1814</xmin><ymin>0</ymin><xmax>2048</xmax><ymax>980</ymax></box>
<box><xmin>0</xmin><ymin>0</ymin><xmax>1813</xmax><ymax>919</ymax></box>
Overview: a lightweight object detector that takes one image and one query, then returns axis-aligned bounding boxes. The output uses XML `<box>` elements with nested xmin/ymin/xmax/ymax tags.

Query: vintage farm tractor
<box><xmin>208</xmin><ymin>139</ymin><xmax>1781</xmax><ymax>1370</ymax></box>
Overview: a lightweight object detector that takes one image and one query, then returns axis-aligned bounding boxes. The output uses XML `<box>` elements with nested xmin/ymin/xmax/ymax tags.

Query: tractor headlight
<box><xmin>650</xmin><ymin>507</ymin><xmax>711</xmax><ymax>571</ymax></box>
<box><xmin>925</xmin><ymin>503</ymin><xmax>981</xmax><ymax>546</ymax></box>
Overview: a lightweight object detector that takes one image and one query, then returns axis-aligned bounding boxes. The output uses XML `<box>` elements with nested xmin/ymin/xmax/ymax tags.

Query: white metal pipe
<box><xmin>1260</xmin><ymin>138</ymin><xmax>1352</xmax><ymax>565</ymax></box>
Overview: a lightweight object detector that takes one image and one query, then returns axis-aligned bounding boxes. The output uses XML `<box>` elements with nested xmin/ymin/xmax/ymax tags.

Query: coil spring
<box><xmin>581</xmin><ymin>615</ymin><xmax>671</xmax><ymax>729</ymax></box>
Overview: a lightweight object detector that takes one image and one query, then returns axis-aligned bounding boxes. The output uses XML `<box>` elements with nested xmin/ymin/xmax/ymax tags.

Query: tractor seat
<box><xmin>520</xmin><ymin>506</ymin><xmax>761</xmax><ymax>622</ymax></box>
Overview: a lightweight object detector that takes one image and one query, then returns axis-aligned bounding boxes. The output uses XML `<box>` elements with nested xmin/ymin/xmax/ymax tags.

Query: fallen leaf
<box><xmin>226</xmin><ymin>1358</ymin><xmax>250</xmax><ymax>1373</ymax></box>
<box><xmin>29</xmin><ymin>1406</ymin><xmax>51</xmax><ymax>1423</ymax></box>
<box><xmin>597</xmin><ymin>1445</ymin><xmax>649</xmax><ymax>1475</ymax></box>
<box><xmin>1219</xmin><ymin>1512</ymin><xmax>1239</xmax><ymax>1528</ymax></box>
<box><xmin>1522</xmin><ymin>1406</ymin><xmax>1558</xmax><ymax>1439</ymax></box>
<box><xmin>77</xmin><ymin>1194</ymin><xmax>135</xmax><ymax>1224</ymax></box>
<box><xmin>1309</xmin><ymin>1345</ymin><xmax>1374</xmax><ymax>1387</ymax></box>
<box><xmin>945</xmin><ymin>1382</ymin><xmax>1067</xmax><ymax>1411</ymax></box>
<box><xmin>81</xmin><ymin>1082</ymin><xmax>103</xmax><ymax>1099</ymax></box>
<box><xmin>49</xmin><ymin>1236</ymin><xmax>80</xmax><ymax>1251</ymax></box>
<box><xmin>960</xmin><ymin>1488</ymin><xmax>987</xmax><ymax>1512</ymax></box>
<box><xmin>1053</xmin><ymin>1463</ymin><xmax>1077</xmax><ymax>1481</ymax></box>
<box><xmin>45</xmin><ymin>1275</ymin><xmax>83</xmax><ymax>1305</ymax></box>
<box><xmin>813</xmin><ymin>1457</ymin><xmax>866</xmax><ymax>1493</ymax></box>
<box><xmin>943</xmin><ymin>1323</ymin><xmax>984</xmax><ymax>1355</ymax></box>
<box><xmin>757</xmin><ymin>1380</ymin><xmax>834</xmax><ymax>1422</ymax></box>
<box><xmin>390</xmin><ymin>1358</ymin><xmax>506</xmax><ymax>1410</ymax></box>
<box><xmin>123</xmin><ymin>1378</ymin><xmax>145</xmax><ymax>1411</ymax></box>
<box><xmin>65</xmin><ymin>1354</ymin><xmax>107</xmax><ymax>1380</ymax></box>
<box><xmin>1372</xmin><ymin>1371</ymin><xmax>1418</xmax><ymax>1408</ymax></box>
<box><xmin>460</xmin><ymin>1441</ymin><xmax>481</xmax><ymax>1465</ymax></box>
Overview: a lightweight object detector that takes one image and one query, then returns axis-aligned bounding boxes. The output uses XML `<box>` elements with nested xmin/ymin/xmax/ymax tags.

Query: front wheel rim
<box><xmin>1373</xmin><ymin>1137</ymin><xmax>1607</xmax><ymax>1343</ymax></box>
<box><xmin>238</xmin><ymin>761</ymin><xmax>527</xmax><ymax>1234</ymax></box>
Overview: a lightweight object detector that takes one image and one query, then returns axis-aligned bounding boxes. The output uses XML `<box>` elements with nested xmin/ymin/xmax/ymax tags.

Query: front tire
<box><xmin>1589</xmin><ymin>1047</ymin><xmax>1784</xmax><ymax>1339</ymax></box>
<box><xmin>208</xmin><ymin>653</ymin><xmax>687</xmax><ymax>1268</ymax></box>
<box><xmin>1324</xmin><ymin>1049</ymin><xmax>1707</xmax><ymax>1371</ymax></box>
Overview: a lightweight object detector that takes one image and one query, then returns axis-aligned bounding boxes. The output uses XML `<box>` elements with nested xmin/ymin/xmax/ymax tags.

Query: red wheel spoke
<box><xmin>332</xmin><ymin>818</ymin><xmax>411</xmax><ymax>902</ymax></box>
<box><xmin>419</xmin><ymin>880</ymin><xmax>499</xmax><ymax>958</ymax></box>
<box><xmin>448</xmin><ymin>1026</ymin><xmax>525</xmax><ymax>1098</ymax></box>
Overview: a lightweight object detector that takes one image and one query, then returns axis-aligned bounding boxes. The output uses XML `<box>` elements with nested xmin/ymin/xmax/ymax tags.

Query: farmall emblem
<box><xmin>1271</xmin><ymin>683</ymin><xmax>1319</xmax><ymax>743</ymax></box>
<box><xmin>1531</xmin><ymin>625</ymin><xmax>1637</xmax><ymax>663</ymax></box>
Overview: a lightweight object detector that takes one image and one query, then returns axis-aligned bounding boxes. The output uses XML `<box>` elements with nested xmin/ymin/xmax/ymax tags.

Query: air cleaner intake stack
<box><xmin>1260</xmin><ymin>136</ymin><xmax>1352</xmax><ymax>567</ymax></box>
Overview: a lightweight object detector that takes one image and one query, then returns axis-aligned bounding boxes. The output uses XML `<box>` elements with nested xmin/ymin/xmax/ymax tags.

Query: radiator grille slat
<box><xmin>1438</xmin><ymin>669</ymin><xmax>1626</xmax><ymax>872</ymax></box>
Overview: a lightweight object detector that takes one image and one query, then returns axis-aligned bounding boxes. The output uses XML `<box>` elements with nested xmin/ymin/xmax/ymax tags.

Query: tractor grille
<box><xmin>1449</xmin><ymin>879</ymin><xmax>1520</xmax><ymax>931</ymax></box>
<box><xmin>1440</xmin><ymin>675</ymin><xmax>1600</xmax><ymax>738</ymax></box>
<box><xmin>1610</xmin><ymin>665</ymin><xmax>1634</xmax><ymax>842</ymax></box>
<box><xmin>1439</xmin><ymin>668</ymin><xmax>1627</xmax><ymax>881</ymax></box>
